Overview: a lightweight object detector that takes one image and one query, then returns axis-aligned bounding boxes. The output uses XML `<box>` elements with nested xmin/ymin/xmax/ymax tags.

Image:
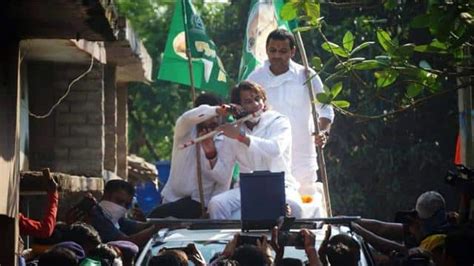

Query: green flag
<box><xmin>238</xmin><ymin>0</ymin><xmax>292</xmax><ymax>81</ymax></box>
<box><xmin>158</xmin><ymin>0</ymin><xmax>230</xmax><ymax>96</ymax></box>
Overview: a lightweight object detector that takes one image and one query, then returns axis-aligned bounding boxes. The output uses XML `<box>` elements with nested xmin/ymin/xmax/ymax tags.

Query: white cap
<box><xmin>415</xmin><ymin>191</ymin><xmax>446</xmax><ymax>219</ymax></box>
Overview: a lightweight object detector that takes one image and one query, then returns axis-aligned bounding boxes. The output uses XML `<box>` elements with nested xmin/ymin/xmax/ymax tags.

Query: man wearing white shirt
<box><xmin>148</xmin><ymin>94</ymin><xmax>235</xmax><ymax>218</ymax></box>
<box><xmin>247</xmin><ymin>29</ymin><xmax>335</xmax><ymax>198</ymax></box>
<box><xmin>207</xmin><ymin>81</ymin><xmax>303</xmax><ymax>219</ymax></box>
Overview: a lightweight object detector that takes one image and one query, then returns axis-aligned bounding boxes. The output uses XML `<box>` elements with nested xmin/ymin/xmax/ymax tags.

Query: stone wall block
<box><xmin>87</xmin><ymin>138</ymin><xmax>102</xmax><ymax>148</ymax></box>
<box><xmin>54</xmin><ymin>160</ymin><xmax>102</xmax><ymax>177</ymax></box>
<box><xmin>70</xmin><ymin>101</ymin><xmax>102</xmax><ymax>113</ymax></box>
<box><xmin>56</xmin><ymin>102</ymin><xmax>70</xmax><ymax>112</ymax></box>
<box><xmin>87</xmin><ymin>113</ymin><xmax>103</xmax><ymax>125</ymax></box>
<box><xmin>70</xmin><ymin>125</ymin><xmax>102</xmax><ymax>137</ymax></box>
<box><xmin>56</xmin><ymin>125</ymin><xmax>69</xmax><ymax>137</ymax></box>
<box><xmin>85</xmin><ymin>66</ymin><xmax>104</xmax><ymax>80</ymax></box>
<box><xmin>70</xmin><ymin>148</ymin><xmax>103</xmax><ymax>160</ymax></box>
<box><xmin>87</xmin><ymin>91</ymin><xmax>103</xmax><ymax>102</ymax></box>
<box><xmin>65</xmin><ymin>91</ymin><xmax>88</xmax><ymax>102</ymax></box>
<box><xmin>57</xmin><ymin>137</ymin><xmax>87</xmax><ymax>148</ymax></box>
<box><xmin>75</xmin><ymin>80</ymin><xmax>103</xmax><ymax>91</ymax></box>
<box><xmin>51</xmin><ymin>80</ymin><xmax>70</xmax><ymax>92</ymax></box>
<box><xmin>54</xmin><ymin>147</ymin><xmax>69</xmax><ymax>159</ymax></box>
<box><xmin>57</xmin><ymin>113</ymin><xmax>86</xmax><ymax>125</ymax></box>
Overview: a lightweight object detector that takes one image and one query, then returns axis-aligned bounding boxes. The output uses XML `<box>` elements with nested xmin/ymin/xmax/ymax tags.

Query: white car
<box><xmin>136</xmin><ymin>218</ymin><xmax>376</xmax><ymax>265</ymax></box>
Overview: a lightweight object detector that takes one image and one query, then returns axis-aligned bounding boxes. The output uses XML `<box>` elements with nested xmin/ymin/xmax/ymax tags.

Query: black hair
<box><xmin>149</xmin><ymin>250</ymin><xmax>188</xmax><ymax>266</ymax></box>
<box><xmin>231</xmin><ymin>244</ymin><xmax>268</xmax><ymax>266</ymax></box>
<box><xmin>62</xmin><ymin>222</ymin><xmax>102</xmax><ymax>251</ymax></box>
<box><xmin>38</xmin><ymin>247</ymin><xmax>79</xmax><ymax>266</ymax></box>
<box><xmin>266</xmin><ymin>28</ymin><xmax>296</xmax><ymax>49</ymax></box>
<box><xmin>326</xmin><ymin>234</ymin><xmax>361</xmax><ymax>266</ymax></box>
<box><xmin>276</xmin><ymin>258</ymin><xmax>304</xmax><ymax>266</ymax></box>
<box><xmin>213</xmin><ymin>259</ymin><xmax>240</xmax><ymax>266</ymax></box>
<box><xmin>194</xmin><ymin>92</ymin><xmax>223</xmax><ymax>107</ymax></box>
<box><xmin>104</xmin><ymin>179</ymin><xmax>135</xmax><ymax>197</ymax></box>
<box><xmin>34</xmin><ymin>222</ymin><xmax>69</xmax><ymax>245</ymax></box>
<box><xmin>230</xmin><ymin>81</ymin><xmax>267</xmax><ymax>105</ymax></box>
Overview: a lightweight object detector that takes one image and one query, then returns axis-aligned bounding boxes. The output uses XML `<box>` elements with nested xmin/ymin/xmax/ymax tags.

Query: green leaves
<box><xmin>397</xmin><ymin>43</ymin><xmax>415</xmax><ymax>58</ymax></box>
<box><xmin>321</xmin><ymin>42</ymin><xmax>349</xmax><ymax>57</ymax></box>
<box><xmin>331</xmin><ymin>82</ymin><xmax>343</xmax><ymax>98</ymax></box>
<box><xmin>343</xmin><ymin>31</ymin><xmax>354</xmax><ymax>52</ymax></box>
<box><xmin>410</xmin><ymin>14</ymin><xmax>430</xmax><ymax>28</ymax></box>
<box><xmin>400</xmin><ymin>67</ymin><xmax>439</xmax><ymax>93</ymax></box>
<box><xmin>281</xmin><ymin>1</ymin><xmax>320</xmax><ymax>25</ymax></box>
<box><xmin>321</xmin><ymin>31</ymin><xmax>357</xmax><ymax>58</ymax></box>
<box><xmin>280</xmin><ymin>2</ymin><xmax>298</xmax><ymax>20</ymax></box>
<box><xmin>314</xmin><ymin>82</ymin><xmax>350</xmax><ymax>108</ymax></box>
<box><xmin>316</xmin><ymin>92</ymin><xmax>331</xmax><ymax>104</ymax></box>
<box><xmin>311</xmin><ymin>56</ymin><xmax>323</xmax><ymax>72</ymax></box>
<box><xmin>332</xmin><ymin>100</ymin><xmax>351</xmax><ymax>108</ymax></box>
<box><xmin>374</xmin><ymin>70</ymin><xmax>399</xmax><ymax>88</ymax></box>
<box><xmin>376</xmin><ymin>29</ymin><xmax>395</xmax><ymax>53</ymax></box>
<box><xmin>406</xmin><ymin>83</ymin><xmax>423</xmax><ymax>98</ymax></box>
<box><xmin>352</xmin><ymin>59</ymin><xmax>386</xmax><ymax>70</ymax></box>
<box><xmin>293</xmin><ymin>26</ymin><xmax>314</xmax><ymax>32</ymax></box>
<box><xmin>350</xmin><ymin>41</ymin><xmax>375</xmax><ymax>55</ymax></box>
<box><xmin>414</xmin><ymin>39</ymin><xmax>448</xmax><ymax>54</ymax></box>
<box><xmin>304</xmin><ymin>2</ymin><xmax>320</xmax><ymax>24</ymax></box>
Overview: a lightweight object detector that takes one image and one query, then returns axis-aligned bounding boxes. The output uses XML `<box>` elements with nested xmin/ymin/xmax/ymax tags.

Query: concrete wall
<box><xmin>28</xmin><ymin>61</ymin><xmax>105</xmax><ymax>176</ymax></box>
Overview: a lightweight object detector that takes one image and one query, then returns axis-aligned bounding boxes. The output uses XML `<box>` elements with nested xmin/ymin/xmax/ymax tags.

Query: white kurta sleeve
<box><xmin>247</xmin><ymin>116</ymin><xmax>291</xmax><ymax>159</ymax></box>
<box><xmin>174</xmin><ymin>105</ymin><xmax>218</xmax><ymax>141</ymax></box>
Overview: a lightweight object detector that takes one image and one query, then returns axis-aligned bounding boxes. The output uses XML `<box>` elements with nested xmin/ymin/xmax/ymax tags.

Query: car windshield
<box><xmin>136</xmin><ymin>222</ymin><xmax>374</xmax><ymax>266</ymax></box>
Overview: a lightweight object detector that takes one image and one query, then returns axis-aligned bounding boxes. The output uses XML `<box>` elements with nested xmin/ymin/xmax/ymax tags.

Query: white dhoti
<box><xmin>208</xmin><ymin>187</ymin><xmax>303</xmax><ymax>219</ymax></box>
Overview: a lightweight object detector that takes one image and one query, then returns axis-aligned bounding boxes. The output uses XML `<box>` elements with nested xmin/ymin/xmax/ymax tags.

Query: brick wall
<box><xmin>104</xmin><ymin>65</ymin><xmax>117</xmax><ymax>173</ymax></box>
<box><xmin>116</xmin><ymin>83</ymin><xmax>128</xmax><ymax>178</ymax></box>
<box><xmin>28</xmin><ymin>61</ymin><xmax>105</xmax><ymax>176</ymax></box>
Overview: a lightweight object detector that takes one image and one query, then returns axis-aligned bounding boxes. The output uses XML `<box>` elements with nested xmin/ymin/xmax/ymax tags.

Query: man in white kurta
<box><xmin>148</xmin><ymin>94</ymin><xmax>235</xmax><ymax>218</ymax></box>
<box><xmin>247</xmin><ymin>29</ymin><xmax>335</xmax><ymax>196</ymax></box>
<box><xmin>207</xmin><ymin>81</ymin><xmax>303</xmax><ymax>219</ymax></box>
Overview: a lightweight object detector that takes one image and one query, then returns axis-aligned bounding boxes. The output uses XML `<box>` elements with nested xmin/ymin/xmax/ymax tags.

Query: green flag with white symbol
<box><xmin>158</xmin><ymin>0</ymin><xmax>230</xmax><ymax>96</ymax></box>
<box><xmin>238</xmin><ymin>0</ymin><xmax>292</xmax><ymax>81</ymax></box>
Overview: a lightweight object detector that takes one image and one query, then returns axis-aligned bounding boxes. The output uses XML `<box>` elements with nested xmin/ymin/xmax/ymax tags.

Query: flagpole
<box><xmin>294</xmin><ymin>31</ymin><xmax>333</xmax><ymax>217</ymax></box>
<box><xmin>183</xmin><ymin>0</ymin><xmax>196</xmax><ymax>103</ymax></box>
<box><xmin>182</xmin><ymin>0</ymin><xmax>206</xmax><ymax>217</ymax></box>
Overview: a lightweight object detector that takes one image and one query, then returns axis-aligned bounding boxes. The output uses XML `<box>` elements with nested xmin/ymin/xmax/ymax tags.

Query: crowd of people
<box><xmin>18</xmin><ymin>28</ymin><xmax>474</xmax><ymax>265</ymax></box>
<box><xmin>148</xmin><ymin>227</ymin><xmax>360</xmax><ymax>266</ymax></box>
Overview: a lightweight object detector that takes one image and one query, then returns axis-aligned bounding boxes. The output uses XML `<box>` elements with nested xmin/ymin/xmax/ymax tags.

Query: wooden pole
<box><xmin>182</xmin><ymin>0</ymin><xmax>205</xmax><ymax>217</ymax></box>
<box><xmin>294</xmin><ymin>31</ymin><xmax>333</xmax><ymax>217</ymax></box>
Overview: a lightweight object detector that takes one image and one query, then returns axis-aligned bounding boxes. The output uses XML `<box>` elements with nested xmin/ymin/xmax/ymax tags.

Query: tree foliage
<box><xmin>283</xmin><ymin>0</ymin><xmax>470</xmax><ymax>218</ymax></box>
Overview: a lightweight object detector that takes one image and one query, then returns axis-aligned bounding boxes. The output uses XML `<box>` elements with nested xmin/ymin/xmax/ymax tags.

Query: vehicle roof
<box><xmin>136</xmin><ymin>223</ymin><xmax>374</xmax><ymax>266</ymax></box>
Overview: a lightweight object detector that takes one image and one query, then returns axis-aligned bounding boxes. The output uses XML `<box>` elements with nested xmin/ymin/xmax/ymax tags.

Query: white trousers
<box><xmin>208</xmin><ymin>187</ymin><xmax>303</xmax><ymax>219</ymax></box>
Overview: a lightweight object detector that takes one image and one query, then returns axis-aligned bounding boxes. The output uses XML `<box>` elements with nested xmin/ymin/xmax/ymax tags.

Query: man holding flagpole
<box><xmin>148</xmin><ymin>93</ymin><xmax>235</xmax><ymax>218</ymax></box>
<box><xmin>155</xmin><ymin>0</ymin><xmax>231</xmax><ymax>217</ymax></box>
<box><xmin>247</xmin><ymin>29</ymin><xmax>335</xmax><ymax>217</ymax></box>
